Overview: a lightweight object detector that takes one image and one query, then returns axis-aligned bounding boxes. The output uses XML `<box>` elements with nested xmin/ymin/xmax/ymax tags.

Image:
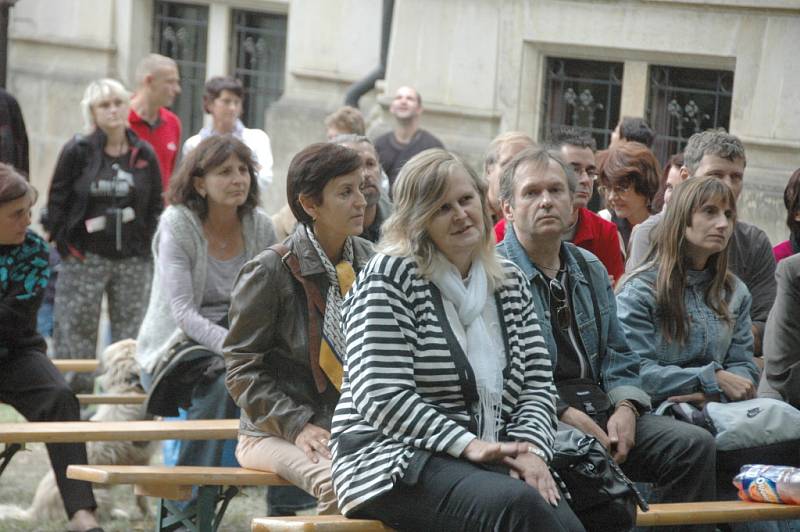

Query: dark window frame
<box><xmin>152</xmin><ymin>1</ymin><xmax>209</xmax><ymax>142</ymax></box>
<box><xmin>231</xmin><ymin>9</ymin><xmax>288</xmax><ymax>131</ymax></box>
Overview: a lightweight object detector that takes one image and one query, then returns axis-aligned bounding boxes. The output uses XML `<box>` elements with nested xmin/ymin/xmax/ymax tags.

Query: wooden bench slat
<box><xmin>67</xmin><ymin>465</ymin><xmax>289</xmax><ymax>487</ymax></box>
<box><xmin>0</xmin><ymin>419</ymin><xmax>239</xmax><ymax>444</ymax></box>
<box><xmin>252</xmin><ymin>501</ymin><xmax>800</xmax><ymax>530</ymax></box>
<box><xmin>637</xmin><ymin>501</ymin><xmax>800</xmax><ymax>526</ymax></box>
<box><xmin>252</xmin><ymin>515</ymin><xmax>393</xmax><ymax>531</ymax></box>
<box><xmin>52</xmin><ymin>359</ymin><xmax>99</xmax><ymax>373</ymax></box>
<box><xmin>76</xmin><ymin>393</ymin><xmax>146</xmax><ymax>405</ymax></box>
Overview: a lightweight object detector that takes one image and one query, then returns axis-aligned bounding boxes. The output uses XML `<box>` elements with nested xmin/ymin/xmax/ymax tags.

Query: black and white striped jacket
<box><xmin>330</xmin><ymin>253</ymin><xmax>558</xmax><ymax>515</ymax></box>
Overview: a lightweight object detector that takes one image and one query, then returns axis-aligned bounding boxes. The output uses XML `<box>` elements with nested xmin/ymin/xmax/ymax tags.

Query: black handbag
<box><xmin>552</xmin><ymin>428</ymin><xmax>648</xmax><ymax>532</ymax></box>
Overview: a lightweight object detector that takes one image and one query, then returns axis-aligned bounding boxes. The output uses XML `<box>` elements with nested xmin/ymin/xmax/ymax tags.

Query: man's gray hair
<box><xmin>499</xmin><ymin>146</ymin><xmax>576</xmax><ymax>206</ymax></box>
<box><xmin>683</xmin><ymin>129</ymin><xmax>746</xmax><ymax>175</ymax></box>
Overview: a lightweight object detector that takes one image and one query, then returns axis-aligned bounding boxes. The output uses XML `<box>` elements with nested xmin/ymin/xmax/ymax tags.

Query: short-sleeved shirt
<box><xmin>128</xmin><ymin>106</ymin><xmax>181</xmax><ymax>189</ymax></box>
<box><xmin>374</xmin><ymin>128</ymin><xmax>444</xmax><ymax>191</ymax></box>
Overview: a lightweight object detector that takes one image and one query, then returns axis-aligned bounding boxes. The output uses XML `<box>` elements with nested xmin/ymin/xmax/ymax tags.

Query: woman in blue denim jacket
<box><xmin>616</xmin><ymin>176</ymin><xmax>759</xmax><ymax>407</ymax></box>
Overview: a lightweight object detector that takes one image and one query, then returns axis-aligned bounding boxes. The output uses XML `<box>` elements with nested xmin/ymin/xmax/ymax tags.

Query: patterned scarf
<box><xmin>305</xmin><ymin>224</ymin><xmax>355</xmax><ymax>372</ymax></box>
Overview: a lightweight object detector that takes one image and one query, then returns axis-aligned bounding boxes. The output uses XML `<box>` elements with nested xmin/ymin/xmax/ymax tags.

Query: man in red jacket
<box><xmin>128</xmin><ymin>54</ymin><xmax>182</xmax><ymax>191</ymax></box>
<box><xmin>552</xmin><ymin>127</ymin><xmax>624</xmax><ymax>284</ymax></box>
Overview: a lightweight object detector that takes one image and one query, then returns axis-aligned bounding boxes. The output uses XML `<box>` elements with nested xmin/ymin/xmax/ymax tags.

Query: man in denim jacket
<box><xmin>497</xmin><ymin>145</ymin><xmax>717</xmax><ymax>528</ymax></box>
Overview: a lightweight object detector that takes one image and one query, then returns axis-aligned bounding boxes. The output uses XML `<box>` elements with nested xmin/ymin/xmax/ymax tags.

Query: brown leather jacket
<box><xmin>224</xmin><ymin>224</ymin><xmax>374</xmax><ymax>441</ymax></box>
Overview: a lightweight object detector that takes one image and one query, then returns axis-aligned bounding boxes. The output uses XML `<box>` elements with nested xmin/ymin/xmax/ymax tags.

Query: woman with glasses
<box><xmin>330</xmin><ymin>149</ymin><xmax>583</xmax><ymax>531</ymax></box>
<box><xmin>598</xmin><ymin>141</ymin><xmax>660</xmax><ymax>253</ymax></box>
<box><xmin>617</xmin><ymin>176</ymin><xmax>759</xmax><ymax>409</ymax></box>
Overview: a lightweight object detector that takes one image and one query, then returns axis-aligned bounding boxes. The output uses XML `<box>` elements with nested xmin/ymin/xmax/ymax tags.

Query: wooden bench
<box><xmin>69</xmin><ymin>464</ymin><xmax>289</xmax><ymax>532</ymax></box>
<box><xmin>0</xmin><ymin>418</ymin><xmax>238</xmax><ymax>445</ymax></box>
<box><xmin>0</xmin><ymin>418</ymin><xmax>239</xmax><ymax>480</ymax></box>
<box><xmin>250</xmin><ymin>501</ymin><xmax>800</xmax><ymax>530</ymax></box>
<box><xmin>75</xmin><ymin>393</ymin><xmax>146</xmax><ymax>405</ymax></box>
<box><xmin>51</xmin><ymin>359</ymin><xmax>99</xmax><ymax>373</ymax></box>
<box><xmin>637</xmin><ymin>500</ymin><xmax>800</xmax><ymax>526</ymax></box>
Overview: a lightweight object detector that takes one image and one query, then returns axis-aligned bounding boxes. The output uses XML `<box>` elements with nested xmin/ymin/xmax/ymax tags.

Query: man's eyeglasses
<box><xmin>549</xmin><ymin>278</ymin><xmax>571</xmax><ymax>331</ymax></box>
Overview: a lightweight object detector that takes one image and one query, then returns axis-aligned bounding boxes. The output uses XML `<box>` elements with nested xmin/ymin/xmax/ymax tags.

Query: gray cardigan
<box><xmin>136</xmin><ymin>205</ymin><xmax>276</xmax><ymax>374</ymax></box>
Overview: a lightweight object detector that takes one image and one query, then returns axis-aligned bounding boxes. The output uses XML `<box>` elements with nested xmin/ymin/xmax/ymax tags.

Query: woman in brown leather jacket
<box><xmin>224</xmin><ymin>142</ymin><xmax>374</xmax><ymax>514</ymax></box>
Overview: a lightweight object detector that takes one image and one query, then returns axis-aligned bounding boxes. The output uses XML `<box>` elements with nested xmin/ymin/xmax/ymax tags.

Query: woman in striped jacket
<box><xmin>330</xmin><ymin>149</ymin><xmax>584</xmax><ymax>531</ymax></box>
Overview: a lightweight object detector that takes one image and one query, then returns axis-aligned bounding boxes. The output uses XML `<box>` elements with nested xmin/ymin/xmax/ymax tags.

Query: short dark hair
<box><xmin>203</xmin><ymin>76</ymin><xmax>244</xmax><ymax>113</ymax></box>
<box><xmin>600</xmin><ymin>141</ymin><xmax>661</xmax><ymax>212</ymax></box>
<box><xmin>619</xmin><ymin>117</ymin><xmax>655</xmax><ymax>147</ymax></box>
<box><xmin>785</xmin><ymin>168</ymin><xmax>800</xmax><ymax>237</ymax></box>
<box><xmin>286</xmin><ymin>143</ymin><xmax>362</xmax><ymax>224</ymax></box>
<box><xmin>0</xmin><ymin>163</ymin><xmax>35</xmax><ymax>206</ymax></box>
<box><xmin>167</xmin><ymin>135</ymin><xmax>259</xmax><ymax>218</ymax></box>
<box><xmin>550</xmin><ymin>125</ymin><xmax>596</xmax><ymax>151</ymax></box>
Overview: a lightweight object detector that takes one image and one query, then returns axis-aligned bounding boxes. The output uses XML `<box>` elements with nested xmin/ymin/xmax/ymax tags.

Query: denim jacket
<box><xmin>616</xmin><ymin>267</ymin><xmax>758</xmax><ymax>405</ymax></box>
<box><xmin>497</xmin><ymin>227</ymin><xmax>651</xmax><ymax>411</ymax></box>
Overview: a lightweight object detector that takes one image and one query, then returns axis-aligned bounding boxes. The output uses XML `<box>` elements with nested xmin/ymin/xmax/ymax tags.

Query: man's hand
<box><xmin>606</xmin><ymin>405</ymin><xmax>636</xmax><ymax>464</ymax></box>
<box><xmin>504</xmin><ymin>451</ymin><xmax>561</xmax><ymax>507</ymax></box>
<box><xmin>294</xmin><ymin>423</ymin><xmax>332</xmax><ymax>463</ymax></box>
<box><xmin>560</xmin><ymin>406</ymin><xmax>610</xmax><ymax>449</ymax></box>
<box><xmin>461</xmin><ymin>439</ymin><xmax>529</xmax><ymax>464</ymax></box>
<box><xmin>752</xmin><ymin>324</ymin><xmax>763</xmax><ymax>358</ymax></box>
<box><xmin>716</xmin><ymin>370</ymin><xmax>756</xmax><ymax>401</ymax></box>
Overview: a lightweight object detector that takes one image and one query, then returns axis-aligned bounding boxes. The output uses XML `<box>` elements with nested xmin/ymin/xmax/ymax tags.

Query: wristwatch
<box><xmin>527</xmin><ymin>445</ymin><xmax>548</xmax><ymax>463</ymax></box>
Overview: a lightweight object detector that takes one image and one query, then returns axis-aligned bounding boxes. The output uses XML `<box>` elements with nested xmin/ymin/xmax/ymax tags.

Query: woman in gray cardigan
<box><xmin>136</xmin><ymin>135</ymin><xmax>276</xmax><ymax>468</ymax></box>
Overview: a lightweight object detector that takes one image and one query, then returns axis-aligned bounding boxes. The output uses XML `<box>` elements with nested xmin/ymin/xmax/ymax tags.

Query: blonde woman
<box><xmin>46</xmin><ymin>78</ymin><xmax>162</xmax><ymax>393</ymax></box>
<box><xmin>330</xmin><ymin>149</ymin><xmax>583</xmax><ymax>531</ymax></box>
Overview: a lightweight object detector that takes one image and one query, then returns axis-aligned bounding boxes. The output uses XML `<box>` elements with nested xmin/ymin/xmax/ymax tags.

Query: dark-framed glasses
<box><xmin>549</xmin><ymin>278</ymin><xmax>571</xmax><ymax>331</ymax></box>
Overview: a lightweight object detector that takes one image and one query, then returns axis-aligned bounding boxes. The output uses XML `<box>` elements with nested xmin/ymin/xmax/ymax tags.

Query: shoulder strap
<box><xmin>268</xmin><ymin>243</ymin><xmax>328</xmax><ymax>393</ymax></box>
<box><xmin>567</xmin><ymin>244</ymin><xmax>605</xmax><ymax>379</ymax></box>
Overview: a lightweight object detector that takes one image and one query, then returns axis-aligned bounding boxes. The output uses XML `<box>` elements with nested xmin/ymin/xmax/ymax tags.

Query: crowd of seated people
<box><xmin>8</xmin><ymin>59</ymin><xmax>800</xmax><ymax>531</ymax></box>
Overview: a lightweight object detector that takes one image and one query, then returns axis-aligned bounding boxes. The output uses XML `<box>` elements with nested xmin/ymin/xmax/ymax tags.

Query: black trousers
<box><xmin>620</xmin><ymin>414</ymin><xmax>717</xmax><ymax>532</ymax></box>
<box><xmin>0</xmin><ymin>348</ymin><xmax>96</xmax><ymax>518</ymax></box>
<box><xmin>353</xmin><ymin>454</ymin><xmax>585</xmax><ymax>532</ymax></box>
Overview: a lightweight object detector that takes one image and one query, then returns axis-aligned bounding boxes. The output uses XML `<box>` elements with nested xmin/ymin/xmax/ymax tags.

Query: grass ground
<box><xmin>0</xmin><ymin>405</ymin><xmax>270</xmax><ymax>531</ymax></box>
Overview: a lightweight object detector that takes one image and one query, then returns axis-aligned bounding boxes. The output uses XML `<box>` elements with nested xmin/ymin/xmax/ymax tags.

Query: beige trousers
<box><xmin>235</xmin><ymin>433</ymin><xmax>339</xmax><ymax>515</ymax></box>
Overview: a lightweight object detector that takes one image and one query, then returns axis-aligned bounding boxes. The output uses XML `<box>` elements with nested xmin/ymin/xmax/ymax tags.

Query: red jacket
<box><xmin>128</xmin><ymin>106</ymin><xmax>181</xmax><ymax>190</ymax></box>
<box><xmin>495</xmin><ymin>208</ymin><xmax>624</xmax><ymax>283</ymax></box>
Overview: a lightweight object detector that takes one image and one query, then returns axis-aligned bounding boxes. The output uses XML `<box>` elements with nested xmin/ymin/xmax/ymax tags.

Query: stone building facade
<box><xmin>8</xmin><ymin>0</ymin><xmax>800</xmax><ymax>243</ymax></box>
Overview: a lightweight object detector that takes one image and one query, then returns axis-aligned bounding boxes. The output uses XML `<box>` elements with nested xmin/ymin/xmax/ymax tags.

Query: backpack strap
<box><xmin>566</xmin><ymin>243</ymin><xmax>604</xmax><ymax>382</ymax></box>
<box><xmin>268</xmin><ymin>243</ymin><xmax>329</xmax><ymax>393</ymax></box>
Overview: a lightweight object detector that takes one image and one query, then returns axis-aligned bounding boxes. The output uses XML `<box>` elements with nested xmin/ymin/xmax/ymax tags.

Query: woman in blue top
<box><xmin>616</xmin><ymin>176</ymin><xmax>758</xmax><ymax>408</ymax></box>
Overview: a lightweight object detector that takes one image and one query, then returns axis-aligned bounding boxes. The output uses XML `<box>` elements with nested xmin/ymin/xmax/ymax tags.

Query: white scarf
<box><xmin>430</xmin><ymin>255</ymin><xmax>505</xmax><ymax>442</ymax></box>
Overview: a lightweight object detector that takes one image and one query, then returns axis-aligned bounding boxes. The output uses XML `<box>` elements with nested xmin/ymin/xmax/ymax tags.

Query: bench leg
<box><xmin>154</xmin><ymin>485</ymin><xmax>240</xmax><ymax>532</ymax></box>
<box><xmin>0</xmin><ymin>444</ymin><xmax>22</xmax><ymax>479</ymax></box>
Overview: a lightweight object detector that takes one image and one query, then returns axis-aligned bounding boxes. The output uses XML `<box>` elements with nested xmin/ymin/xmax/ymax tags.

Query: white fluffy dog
<box><xmin>0</xmin><ymin>339</ymin><xmax>157</xmax><ymax>523</ymax></box>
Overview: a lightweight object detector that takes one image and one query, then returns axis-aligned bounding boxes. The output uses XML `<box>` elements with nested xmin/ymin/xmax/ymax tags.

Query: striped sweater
<box><xmin>330</xmin><ymin>253</ymin><xmax>558</xmax><ymax>515</ymax></box>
